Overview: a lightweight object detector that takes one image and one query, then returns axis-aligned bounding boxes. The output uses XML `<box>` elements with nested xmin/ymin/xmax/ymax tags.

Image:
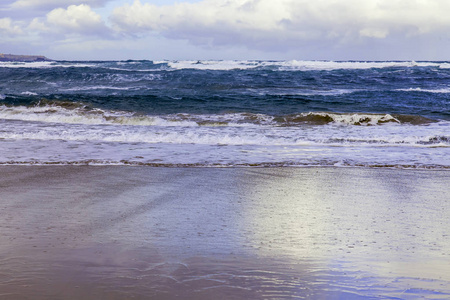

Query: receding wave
<box><xmin>0</xmin><ymin>102</ymin><xmax>439</xmax><ymax>127</ymax></box>
<box><xmin>0</xmin><ymin>160</ymin><xmax>448</xmax><ymax>169</ymax></box>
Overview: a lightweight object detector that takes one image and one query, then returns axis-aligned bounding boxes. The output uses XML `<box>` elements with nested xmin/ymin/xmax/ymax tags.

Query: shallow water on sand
<box><xmin>0</xmin><ymin>167</ymin><xmax>449</xmax><ymax>299</ymax></box>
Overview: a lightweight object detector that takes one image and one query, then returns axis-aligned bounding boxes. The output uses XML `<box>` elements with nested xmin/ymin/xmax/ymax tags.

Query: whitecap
<box><xmin>61</xmin><ymin>86</ymin><xmax>137</xmax><ymax>92</ymax></box>
<box><xmin>397</xmin><ymin>87</ymin><xmax>450</xmax><ymax>93</ymax></box>
<box><xmin>0</xmin><ymin>61</ymin><xmax>94</xmax><ymax>69</ymax></box>
<box><xmin>167</xmin><ymin>60</ymin><xmax>262</xmax><ymax>70</ymax></box>
<box><xmin>163</xmin><ymin>60</ymin><xmax>449</xmax><ymax>71</ymax></box>
<box><xmin>21</xmin><ymin>91</ymin><xmax>38</xmax><ymax>96</ymax></box>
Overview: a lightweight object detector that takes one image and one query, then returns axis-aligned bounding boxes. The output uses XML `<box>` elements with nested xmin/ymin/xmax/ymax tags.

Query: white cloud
<box><xmin>10</xmin><ymin>0</ymin><xmax>109</xmax><ymax>10</ymax></box>
<box><xmin>46</xmin><ymin>4</ymin><xmax>109</xmax><ymax>35</ymax></box>
<box><xmin>0</xmin><ymin>17</ymin><xmax>23</xmax><ymax>35</ymax></box>
<box><xmin>2</xmin><ymin>0</ymin><xmax>450</xmax><ymax>60</ymax></box>
<box><xmin>28</xmin><ymin>18</ymin><xmax>49</xmax><ymax>32</ymax></box>
<box><xmin>110</xmin><ymin>0</ymin><xmax>450</xmax><ymax>51</ymax></box>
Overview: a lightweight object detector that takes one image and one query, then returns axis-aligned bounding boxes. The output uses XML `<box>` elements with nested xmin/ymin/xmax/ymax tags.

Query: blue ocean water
<box><xmin>0</xmin><ymin>60</ymin><xmax>449</xmax><ymax>167</ymax></box>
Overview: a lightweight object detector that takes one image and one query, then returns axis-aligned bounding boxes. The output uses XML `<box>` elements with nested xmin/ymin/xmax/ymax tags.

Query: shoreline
<box><xmin>0</xmin><ymin>163</ymin><xmax>449</xmax><ymax>169</ymax></box>
<box><xmin>1</xmin><ymin>166</ymin><xmax>449</xmax><ymax>299</ymax></box>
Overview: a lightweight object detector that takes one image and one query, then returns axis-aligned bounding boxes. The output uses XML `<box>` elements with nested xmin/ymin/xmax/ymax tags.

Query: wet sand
<box><xmin>0</xmin><ymin>166</ymin><xmax>449</xmax><ymax>299</ymax></box>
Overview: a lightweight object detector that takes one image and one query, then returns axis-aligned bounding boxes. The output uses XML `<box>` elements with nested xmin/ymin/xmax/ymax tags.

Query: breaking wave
<box><xmin>0</xmin><ymin>102</ymin><xmax>439</xmax><ymax>127</ymax></box>
<box><xmin>397</xmin><ymin>87</ymin><xmax>450</xmax><ymax>94</ymax></box>
<box><xmin>3</xmin><ymin>60</ymin><xmax>450</xmax><ymax>71</ymax></box>
<box><xmin>162</xmin><ymin>60</ymin><xmax>450</xmax><ymax>71</ymax></box>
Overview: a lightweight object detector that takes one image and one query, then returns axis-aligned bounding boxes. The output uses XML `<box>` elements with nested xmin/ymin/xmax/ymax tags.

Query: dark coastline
<box><xmin>0</xmin><ymin>53</ymin><xmax>52</xmax><ymax>62</ymax></box>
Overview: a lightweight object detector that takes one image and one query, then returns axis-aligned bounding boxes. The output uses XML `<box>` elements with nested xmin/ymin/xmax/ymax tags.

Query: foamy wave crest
<box><xmin>0</xmin><ymin>102</ymin><xmax>438</xmax><ymax>127</ymax></box>
<box><xmin>1</xmin><ymin>123</ymin><xmax>448</xmax><ymax>153</ymax></box>
<box><xmin>0</xmin><ymin>104</ymin><xmax>275</xmax><ymax>128</ymax></box>
<box><xmin>0</xmin><ymin>126</ymin><xmax>280</xmax><ymax>145</ymax></box>
<box><xmin>276</xmin><ymin>112</ymin><xmax>399</xmax><ymax>126</ymax></box>
<box><xmin>397</xmin><ymin>87</ymin><xmax>450</xmax><ymax>93</ymax></box>
<box><xmin>244</xmin><ymin>88</ymin><xmax>357</xmax><ymax>96</ymax></box>
<box><xmin>274</xmin><ymin>112</ymin><xmax>437</xmax><ymax>126</ymax></box>
<box><xmin>61</xmin><ymin>86</ymin><xmax>138</xmax><ymax>92</ymax></box>
<box><xmin>274</xmin><ymin>60</ymin><xmax>447</xmax><ymax>71</ymax></box>
<box><xmin>2</xmin><ymin>60</ymin><xmax>450</xmax><ymax>71</ymax></box>
<box><xmin>166</xmin><ymin>60</ymin><xmax>262</xmax><ymax>70</ymax></box>
<box><xmin>164</xmin><ymin>60</ymin><xmax>450</xmax><ymax>71</ymax></box>
<box><xmin>0</xmin><ymin>61</ymin><xmax>95</xmax><ymax>69</ymax></box>
<box><xmin>0</xmin><ymin>103</ymin><xmax>198</xmax><ymax>127</ymax></box>
<box><xmin>327</xmin><ymin>135</ymin><xmax>450</xmax><ymax>147</ymax></box>
<box><xmin>21</xmin><ymin>91</ymin><xmax>38</xmax><ymax>96</ymax></box>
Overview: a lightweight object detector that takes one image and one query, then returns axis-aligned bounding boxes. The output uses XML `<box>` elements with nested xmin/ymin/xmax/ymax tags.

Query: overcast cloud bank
<box><xmin>1</xmin><ymin>0</ymin><xmax>449</xmax><ymax>60</ymax></box>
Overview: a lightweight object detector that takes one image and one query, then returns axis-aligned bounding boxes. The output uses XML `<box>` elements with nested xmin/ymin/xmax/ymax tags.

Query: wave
<box><xmin>0</xmin><ymin>160</ymin><xmax>448</xmax><ymax>169</ymax></box>
<box><xmin>1</xmin><ymin>102</ymin><xmax>448</xmax><ymax>148</ymax></box>
<box><xmin>397</xmin><ymin>87</ymin><xmax>450</xmax><ymax>94</ymax></box>
<box><xmin>3</xmin><ymin>126</ymin><xmax>448</xmax><ymax>147</ymax></box>
<box><xmin>163</xmin><ymin>60</ymin><xmax>450</xmax><ymax>71</ymax></box>
<box><xmin>0</xmin><ymin>102</ymin><xmax>439</xmax><ymax>127</ymax></box>
<box><xmin>0</xmin><ymin>61</ymin><xmax>94</xmax><ymax>69</ymax></box>
<box><xmin>274</xmin><ymin>112</ymin><xmax>402</xmax><ymax>126</ymax></box>
<box><xmin>244</xmin><ymin>88</ymin><xmax>358</xmax><ymax>96</ymax></box>
<box><xmin>0</xmin><ymin>102</ymin><xmax>198</xmax><ymax>127</ymax></box>
<box><xmin>61</xmin><ymin>86</ymin><xmax>140</xmax><ymax>92</ymax></box>
<box><xmin>21</xmin><ymin>91</ymin><xmax>38</xmax><ymax>96</ymax></box>
<box><xmin>2</xmin><ymin>60</ymin><xmax>450</xmax><ymax>71</ymax></box>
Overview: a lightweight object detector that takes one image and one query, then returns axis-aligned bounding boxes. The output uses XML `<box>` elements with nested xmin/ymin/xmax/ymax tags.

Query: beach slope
<box><xmin>0</xmin><ymin>166</ymin><xmax>449</xmax><ymax>299</ymax></box>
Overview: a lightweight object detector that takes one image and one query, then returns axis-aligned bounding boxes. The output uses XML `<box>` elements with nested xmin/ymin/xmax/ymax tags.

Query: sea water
<box><xmin>0</xmin><ymin>60</ymin><xmax>449</xmax><ymax>168</ymax></box>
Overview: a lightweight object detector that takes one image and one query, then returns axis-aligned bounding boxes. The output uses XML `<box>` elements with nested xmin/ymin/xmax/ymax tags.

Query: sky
<box><xmin>1</xmin><ymin>0</ymin><xmax>450</xmax><ymax>61</ymax></box>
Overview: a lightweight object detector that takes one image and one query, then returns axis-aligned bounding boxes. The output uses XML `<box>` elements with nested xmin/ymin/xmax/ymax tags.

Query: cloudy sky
<box><xmin>1</xmin><ymin>0</ymin><xmax>450</xmax><ymax>61</ymax></box>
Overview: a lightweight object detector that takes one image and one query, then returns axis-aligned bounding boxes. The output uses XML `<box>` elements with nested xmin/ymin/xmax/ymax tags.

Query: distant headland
<box><xmin>0</xmin><ymin>53</ymin><xmax>52</xmax><ymax>62</ymax></box>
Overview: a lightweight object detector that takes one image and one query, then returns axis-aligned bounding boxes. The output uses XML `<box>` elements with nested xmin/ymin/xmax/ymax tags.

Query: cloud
<box><xmin>45</xmin><ymin>4</ymin><xmax>109</xmax><ymax>35</ymax></box>
<box><xmin>10</xmin><ymin>0</ymin><xmax>109</xmax><ymax>10</ymax></box>
<box><xmin>2</xmin><ymin>0</ymin><xmax>450</xmax><ymax>60</ymax></box>
<box><xmin>110</xmin><ymin>0</ymin><xmax>450</xmax><ymax>51</ymax></box>
<box><xmin>0</xmin><ymin>17</ymin><xmax>23</xmax><ymax>35</ymax></box>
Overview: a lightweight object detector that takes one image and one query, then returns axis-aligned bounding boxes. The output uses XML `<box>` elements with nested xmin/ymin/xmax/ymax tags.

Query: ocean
<box><xmin>0</xmin><ymin>60</ymin><xmax>449</xmax><ymax>168</ymax></box>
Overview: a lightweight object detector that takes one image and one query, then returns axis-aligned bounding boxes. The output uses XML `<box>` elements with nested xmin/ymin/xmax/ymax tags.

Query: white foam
<box><xmin>316</xmin><ymin>112</ymin><xmax>400</xmax><ymax>126</ymax></box>
<box><xmin>167</xmin><ymin>60</ymin><xmax>261</xmax><ymax>71</ymax></box>
<box><xmin>107</xmin><ymin>67</ymin><xmax>163</xmax><ymax>72</ymax></box>
<box><xmin>438</xmin><ymin>63</ymin><xmax>450</xmax><ymax>69</ymax></box>
<box><xmin>1</xmin><ymin>119</ymin><xmax>448</xmax><ymax>148</ymax></box>
<box><xmin>0</xmin><ymin>105</ymin><xmax>201</xmax><ymax>127</ymax></box>
<box><xmin>21</xmin><ymin>91</ymin><xmax>38</xmax><ymax>96</ymax></box>
<box><xmin>274</xmin><ymin>60</ymin><xmax>444</xmax><ymax>71</ymax></box>
<box><xmin>61</xmin><ymin>86</ymin><xmax>136</xmax><ymax>92</ymax></box>
<box><xmin>0</xmin><ymin>61</ymin><xmax>94</xmax><ymax>69</ymax></box>
<box><xmin>0</xmin><ymin>104</ymin><xmax>436</xmax><ymax>128</ymax></box>
<box><xmin>1</xmin><ymin>60</ymin><xmax>449</xmax><ymax>71</ymax></box>
<box><xmin>1</xmin><ymin>113</ymin><xmax>449</xmax><ymax>168</ymax></box>
<box><xmin>0</xmin><ymin>105</ymin><xmax>106</xmax><ymax>125</ymax></box>
<box><xmin>246</xmin><ymin>88</ymin><xmax>358</xmax><ymax>96</ymax></box>
<box><xmin>164</xmin><ymin>60</ymin><xmax>449</xmax><ymax>71</ymax></box>
<box><xmin>397</xmin><ymin>87</ymin><xmax>450</xmax><ymax>93</ymax></box>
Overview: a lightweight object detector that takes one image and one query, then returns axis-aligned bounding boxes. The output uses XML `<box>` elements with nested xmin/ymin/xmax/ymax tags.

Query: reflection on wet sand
<box><xmin>242</xmin><ymin>168</ymin><xmax>449</xmax><ymax>261</ymax></box>
<box><xmin>0</xmin><ymin>167</ymin><xmax>449</xmax><ymax>299</ymax></box>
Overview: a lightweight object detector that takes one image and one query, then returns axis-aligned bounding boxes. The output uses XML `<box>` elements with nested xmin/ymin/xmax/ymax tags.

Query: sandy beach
<box><xmin>0</xmin><ymin>166</ymin><xmax>449</xmax><ymax>299</ymax></box>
